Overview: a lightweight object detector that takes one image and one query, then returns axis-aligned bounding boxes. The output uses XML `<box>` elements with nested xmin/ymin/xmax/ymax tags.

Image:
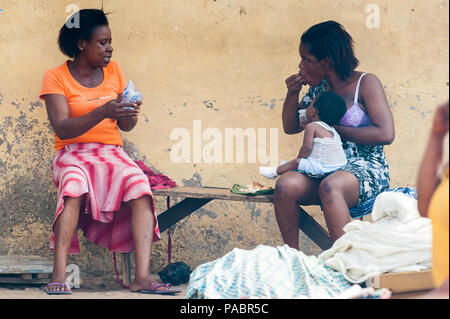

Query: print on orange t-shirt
<box><xmin>39</xmin><ymin>60</ymin><xmax>127</xmax><ymax>150</ymax></box>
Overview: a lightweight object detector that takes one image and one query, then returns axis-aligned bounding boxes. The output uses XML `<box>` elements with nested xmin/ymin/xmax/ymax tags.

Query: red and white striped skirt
<box><xmin>51</xmin><ymin>143</ymin><xmax>161</xmax><ymax>254</ymax></box>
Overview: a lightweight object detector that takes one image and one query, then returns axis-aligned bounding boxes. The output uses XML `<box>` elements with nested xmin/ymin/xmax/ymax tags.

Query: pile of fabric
<box><xmin>185</xmin><ymin>192</ymin><xmax>431</xmax><ymax>299</ymax></box>
<box><xmin>319</xmin><ymin>191</ymin><xmax>431</xmax><ymax>284</ymax></box>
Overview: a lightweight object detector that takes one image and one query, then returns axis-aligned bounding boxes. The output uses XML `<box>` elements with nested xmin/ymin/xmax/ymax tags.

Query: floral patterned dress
<box><xmin>298</xmin><ymin>80</ymin><xmax>390</xmax><ymax>205</ymax></box>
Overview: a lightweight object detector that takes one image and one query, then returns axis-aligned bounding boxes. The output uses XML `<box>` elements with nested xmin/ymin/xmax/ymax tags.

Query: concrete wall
<box><xmin>0</xmin><ymin>0</ymin><xmax>448</xmax><ymax>277</ymax></box>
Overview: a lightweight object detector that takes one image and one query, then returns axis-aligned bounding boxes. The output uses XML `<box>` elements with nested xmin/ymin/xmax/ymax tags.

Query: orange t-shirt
<box><xmin>39</xmin><ymin>60</ymin><xmax>127</xmax><ymax>151</ymax></box>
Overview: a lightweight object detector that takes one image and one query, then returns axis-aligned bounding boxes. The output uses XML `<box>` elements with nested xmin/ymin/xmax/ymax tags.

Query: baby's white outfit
<box><xmin>297</xmin><ymin>121</ymin><xmax>347</xmax><ymax>177</ymax></box>
<box><xmin>259</xmin><ymin>121</ymin><xmax>347</xmax><ymax>179</ymax></box>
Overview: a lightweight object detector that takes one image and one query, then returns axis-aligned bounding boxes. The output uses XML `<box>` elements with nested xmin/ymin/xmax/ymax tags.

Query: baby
<box><xmin>259</xmin><ymin>91</ymin><xmax>348</xmax><ymax>179</ymax></box>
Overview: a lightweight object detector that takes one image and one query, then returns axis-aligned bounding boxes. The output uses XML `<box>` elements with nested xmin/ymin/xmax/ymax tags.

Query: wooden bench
<box><xmin>119</xmin><ymin>186</ymin><xmax>332</xmax><ymax>286</ymax></box>
<box><xmin>366</xmin><ymin>270</ymin><xmax>435</xmax><ymax>294</ymax></box>
<box><xmin>0</xmin><ymin>255</ymin><xmax>52</xmax><ymax>284</ymax></box>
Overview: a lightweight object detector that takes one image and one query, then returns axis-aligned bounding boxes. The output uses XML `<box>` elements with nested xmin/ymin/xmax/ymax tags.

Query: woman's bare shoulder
<box><xmin>360</xmin><ymin>72</ymin><xmax>384</xmax><ymax>89</ymax></box>
<box><xmin>358</xmin><ymin>72</ymin><xmax>388</xmax><ymax>104</ymax></box>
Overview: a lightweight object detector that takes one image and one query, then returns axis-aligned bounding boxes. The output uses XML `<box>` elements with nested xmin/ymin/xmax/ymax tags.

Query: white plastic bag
<box><xmin>121</xmin><ymin>80</ymin><xmax>142</xmax><ymax>109</ymax></box>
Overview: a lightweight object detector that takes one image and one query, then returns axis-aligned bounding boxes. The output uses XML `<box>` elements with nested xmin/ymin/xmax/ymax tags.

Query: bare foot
<box><xmin>129</xmin><ymin>276</ymin><xmax>170</xmax><ymax>292</ymax></box>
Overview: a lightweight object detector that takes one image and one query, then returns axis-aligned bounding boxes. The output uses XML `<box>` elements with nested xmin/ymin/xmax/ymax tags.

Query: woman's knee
<box><xmin>63</xmin><ymin>194</ymin><xmax>85</xmax><ymax>208</ymax></box>
<box><xmin>319</xmin><ymin>173</ymin><xmax>359</xmax><ymax>205</ymax></box>
<box><xmin>274</xmin><ymin>172</ymin><xmax>320</xmax><ymax>204</ymax></box>
<box><xmin>129</xmin><ymin>195</ymin><xmax>153</xmax><ymax>212</ymax></box>
<box><xmin>61</xmin><ymin>195</ymin><xmax>84</xmax><ymax>216</ymax></box>
<box><xmin>274</xmin><ymin>173</ymin><xmax>302</xmax><ymax>199</ymax></box>
<box><xmin>319</xmin><ymin>178</ymin><xmax>338</xmax><ymax>199</ymax></box>
<box><xmin>55</xmin><ymin>195</ymin><xmax>84</xmax><ymax>228</ymax></box>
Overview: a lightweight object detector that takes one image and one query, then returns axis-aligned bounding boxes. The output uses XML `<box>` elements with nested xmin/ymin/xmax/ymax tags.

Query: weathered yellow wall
<box><xmin>0</xmin><ymin>0</ymin><xmax>448</xmax><ymax>277</ymax></box>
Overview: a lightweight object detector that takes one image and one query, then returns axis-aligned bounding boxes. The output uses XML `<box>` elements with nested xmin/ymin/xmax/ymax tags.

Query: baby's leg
<box><xmin>277</xmin><ymin>158</ymin><xmax>301</xmax><ymax>175</ymax></box>
<box><xmin>259</xmin><ymin>159</ymin><xmax>300</xmax><ymax>179</ymax></box>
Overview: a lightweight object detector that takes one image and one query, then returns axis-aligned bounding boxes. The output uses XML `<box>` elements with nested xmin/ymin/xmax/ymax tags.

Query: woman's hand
<box><xmin>431</xmin><ymin>101</ymin><xmax>449</xmax><ymax>138</ymax></box>
<box><xmin>285</xmin><ymin>73</ymin><xmax>306</xmax><ymax>93</ymax></box>
<box><xmin>102</xmin><ymin>93</ymin><xmax>140</xmax><ymax>120</ymax></box>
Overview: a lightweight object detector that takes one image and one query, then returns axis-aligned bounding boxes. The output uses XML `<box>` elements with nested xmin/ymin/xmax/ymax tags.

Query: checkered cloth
<box><xmin>185</xmin><ymin>244</ymin><xmax>352</xmax><ymax>299</ymax></box>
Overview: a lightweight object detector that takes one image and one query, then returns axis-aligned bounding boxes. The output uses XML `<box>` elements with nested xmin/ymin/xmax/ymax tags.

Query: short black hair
<box><xmin>58</xmin><ymin>9</ymin><xmax>109</xmax><ymax>58</ymax></box>
<box><xmin>301</xmin><ymin>21</ymin><xmax>359</xmax><ymax>81</ymax></box>
<box><xmin>313</xmin><ymin>91</ymin><xmax>347</xmax><ymax>126</ymax></box>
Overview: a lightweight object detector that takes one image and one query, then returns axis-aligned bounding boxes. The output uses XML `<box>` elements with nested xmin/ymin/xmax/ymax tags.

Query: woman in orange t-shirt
<box><xmin>39</xmin><ymin>9</ymin><xmax>177</xmax><ymax>295</ymax></box>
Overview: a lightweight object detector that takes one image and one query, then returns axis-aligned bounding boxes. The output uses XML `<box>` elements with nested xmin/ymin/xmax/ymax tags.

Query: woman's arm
<box><xmin>416</xmin><ymin>102</ymin><xmax>449</xmax><ymax>217</ymax></box>
<box><xmin>45</xmin><ymin>94</ymin><xmax>139</xmax><ymax>140</ymax></box>
<box><xmin>282</xmin><ymin>74</ymin><xmax>307</xmax><ymax>134</ymax></box>
<box><xmin>282</xmin><ymin>91</ymin><xmax>301</xmax><ymax>134</ymax></box>
<box><xmin>334</xmin><ymin>74</ymin><xmax>395</xmax><ymax>145</ymax></box>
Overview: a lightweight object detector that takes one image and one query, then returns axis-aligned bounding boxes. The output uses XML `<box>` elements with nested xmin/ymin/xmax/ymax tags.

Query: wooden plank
<box><xmin>21</xmin><ymin>273</ymin><xmax>32</xmax><ymax>280</ymax></box>
<box><xmin>158</xmin><ymin>197</ymin><xmax>213</xmax><ymax>232</ymax></box>
<box><xmin>120</xmin><ymin>253</ymin><xmax>131</xmax><ymax>287</ymax></box>
<box><xmin>299</xmin><ymin>207</ymin><xmax>333</xmax><ymax>250</ymax></box>
<box><xmin>0</xmin><ymin>255</ymin><xmax>53</xmax><ymax>274</ymax></box>
<box><xmin>0</xmin><ymin>275</ymin><xmax>50</xmax><ymax>285</ymax></box>
<box><xmin>153</xmin><ymin>187</ymin><xmax>333</xmax><ymax>252</ymax></box>
<box><xmin>153</xmin><ymin>187</ymin><xmax>274</xmax><ymax>203</ymax></box>
<box><xmin>366</xmin><ymin>270</ymin><xmax>435</xmax><ymax>293</ymax></box>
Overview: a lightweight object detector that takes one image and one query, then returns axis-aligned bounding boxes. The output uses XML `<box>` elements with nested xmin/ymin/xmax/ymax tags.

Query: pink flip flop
<box><xmin>44</xmin><ymin>283</ymin><xmax>72</xmax><ymax>295</ymax></box>
<box><xmin>137</xmin><ymin>283</ymin><xmax>182</xmax><ymax>295</ymax></box>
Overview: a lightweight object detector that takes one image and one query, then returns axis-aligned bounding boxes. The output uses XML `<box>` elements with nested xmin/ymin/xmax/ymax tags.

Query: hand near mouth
<box><xmin>285</xmin><ymin>72</ymin><xmax>307</xmax><ymax>92</ymax></box>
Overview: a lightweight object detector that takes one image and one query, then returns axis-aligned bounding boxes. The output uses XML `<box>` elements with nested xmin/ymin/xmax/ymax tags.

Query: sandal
<box><xmin>44</xmin><ymin>282</ymin><xmax>72</xmax><ymax>295</ymax></box>
<box><xmin>137</xmin><ymin>283</ymin><xmax>182</xmax><ymax>295</ymax></box>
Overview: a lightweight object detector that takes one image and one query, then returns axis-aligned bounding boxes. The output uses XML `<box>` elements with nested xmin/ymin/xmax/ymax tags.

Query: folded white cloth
<box><xmin>318</xmin><ymin>192</ymin><xmax>432</xmax><ymax>283</ymax></box>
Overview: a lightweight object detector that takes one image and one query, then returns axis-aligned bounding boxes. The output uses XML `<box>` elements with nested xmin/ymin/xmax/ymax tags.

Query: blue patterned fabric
<box><xmin>349</xmin><ymin>187</ymin><xmax>417</xmax><ymax>218</ymax></box>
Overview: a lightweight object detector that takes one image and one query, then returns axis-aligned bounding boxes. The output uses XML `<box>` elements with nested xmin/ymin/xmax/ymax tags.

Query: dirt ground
<box><xmin>0</xmin><ymin>275</ymin><xmax>428</xmax><ymax>299</ymax></box>
<box><xmin>0</xmin><ymin>273</ymin><xmax>188</xmax><ymax>299</ymax></box>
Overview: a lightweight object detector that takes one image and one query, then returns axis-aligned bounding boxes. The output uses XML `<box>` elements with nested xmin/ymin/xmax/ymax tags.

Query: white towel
<box><xmin>318</xmin><ymin>192</ymin><xmax>432</xmax><ymax>283</ymax></box>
